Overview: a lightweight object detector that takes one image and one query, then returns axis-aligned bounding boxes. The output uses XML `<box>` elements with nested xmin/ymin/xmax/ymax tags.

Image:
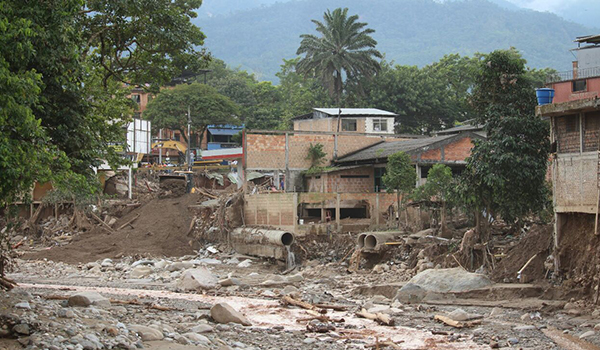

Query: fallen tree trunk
<box><xmin>356</xmin><ymin>308</ymin><xmax>395</xmax><ymax>326</ymax></box>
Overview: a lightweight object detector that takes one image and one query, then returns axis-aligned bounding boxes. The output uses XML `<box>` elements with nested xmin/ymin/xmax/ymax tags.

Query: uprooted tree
<box><xmin>383</xmin><ymin>152</ymin><xmax>415</xmax><ymax>228</ymax></box>
<box><xmin>459</xmin><ymin>49</ymin><xmax>550</xmax><ymax>240</ymax></box>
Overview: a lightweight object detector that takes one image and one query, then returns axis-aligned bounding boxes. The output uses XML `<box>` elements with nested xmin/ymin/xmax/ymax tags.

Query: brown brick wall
<box><xmin>444</xmin><ymin>137</ymin><xmax>475</xmax><ymax>161</ymax></box>
<box><xmin>584</xmin><ymin>111</ymin><xmax>600</xmax><ymax>152</ymax></box>
<box><xmin>246</xmin><ymin>132</ymin><xmax>406</xmax><ymax>170</ymax></box>
<box><xmin>306</xmin><ymin>167</ymin><xmax>374</xmax><ymax>193</ymax></box>
<box><xmin>244</xmin><ymin>193</ymin><xmax>296</xmax><ymax>230</ymax></box>
<box><xmin>294</xmin><ymin>119</ymin><xmax>334</xmax><ymax>132</ymax></box>
<box><xmin>421</xmin><ymin>148</ymin><xmax>442</xmax><ymax>161</ymax></box>
<box><xmin>556</xmin><ymin>114</ymin><xmax>581</xmax><ymax>153</ymax></box>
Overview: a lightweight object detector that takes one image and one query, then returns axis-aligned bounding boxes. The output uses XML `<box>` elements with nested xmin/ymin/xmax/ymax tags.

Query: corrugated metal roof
<box><xmin>208</xmin><ymin>128</ymin><xmax>241</xmax><ymax>136</ymax></box>
<box><xmin>435</xmin><ymin>123</ymin><xmax>483</xmax><ymax>135</ymax></box>
<box><xmin>313</xmin><ymin>108</ymin><xmax>398</xmax><ymax>117</ymax></box>
<box><xmin>337</xmin><ymin>135</ymin><xmax>456</xmax><ymax>163</ymax></box>
<box><xmin>575</xmin><ymin>34</ymin><xmax>600</xmax><ymax>44</ymax></box>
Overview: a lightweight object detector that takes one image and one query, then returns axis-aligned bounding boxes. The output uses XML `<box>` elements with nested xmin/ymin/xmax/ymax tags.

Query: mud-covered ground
<box><xmin>3</xmin><ymin>245</ymin><xmax>600</xmax><ymax>350</ymax></box>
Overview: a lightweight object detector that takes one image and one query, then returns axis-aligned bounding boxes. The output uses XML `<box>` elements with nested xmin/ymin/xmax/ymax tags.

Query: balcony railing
<box><xmin>547</xmin><ymin>66</ymin><xmax>600</xmax><ymax>83</ymax></box>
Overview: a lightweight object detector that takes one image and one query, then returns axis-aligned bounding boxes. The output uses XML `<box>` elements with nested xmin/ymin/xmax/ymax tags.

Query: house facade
<box><xmin>293</xmin><ymin>108</ymin><xmax>397</xmax><ymax>134</ymax></box>
<box><xmin>537</xmin><ymin>34</ymin><xmax>600</xmax><ymax>274</ymax></box>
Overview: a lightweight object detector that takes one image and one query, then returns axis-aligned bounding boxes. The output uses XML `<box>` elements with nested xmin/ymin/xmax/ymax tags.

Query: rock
<box><xmin>406</xmin><ymin>268</ymin><xmax>492</xmax><ymax>293</ymax></box>
<box><xmin>237</xmin><ymin>259</ymin><xmax>252</xmax><ymax>268</ymax></box>
<box><xmin>370</xmin><ymin>295</ymin><xmax>390</xmax><ymax>305</ymax></box>
<box><xmin>167</xmin><ymin>261</ymin><xmax>194</xmax><ymax>272</ymax></box>
<box><xmin>219</xmin><ymin>278</ymin><xmax>241</xmax><ymax>287</ymax></box>
<box><xmin>261</xmin><ymin>290</ymin><xmax>277</xmax><ymax>298</ymax></box>
<box><xmin>131</xmin><ymin>259</ymin><xmax>154</xmax><ymax>267</ymax></box>
<box><xmin>183</xmin><ymin>332</ymin><xmax>210</xmax><ymax>344</ymax></box>
<box><xmin>286</xmin><ymin>273</ymin><xmax>304</xmax><ymax>283</ymax></box>
<box><xmin>514</xmin><ymin>325</ymin><xmax>536</xmax><ymax>331</ymax></box>
<box><xmin>178</xmin><ymin>268</ymin><xmax>218</xmax><ymax>291</ymax></box>
<box><xmin>13</xmin><ymin>324</ymin><xmax>30</xmax><ymax>335</ymax></box>
<box><xmin>15</xmin><ymin>302</ymin><xmax>31</xmax><ymax>309</ymax></box>
<box><xmin>580</xmin><ymin>331</ymin><xmax>595</xmax><ymax>339</ymax></box>
<box><xmin>130</xmin><ymin>265</ymin><xmax>152</xmax><ymax>278</ymax></box>
<box><xmin>448</xmin><ymin>309</ymin><xmax>469</xmax><ymax>322</ymax></box>
<box><xmin>105</xmin><ymin>326</ymin><xmax>119</xmax><ymax>336</ymax></box>
<box><xmin>129</xmin><ymin>325</ymin><xmax>164</xmax><ymax>341</ymax></box>
<box><xmin>507</xmin><ymin>338</ymin><xmax>519</xmax><ymax>345</ymax></box>
<box><xmin>101</xmin><ymin>259</ymin><xmax>113</xmax><ymax>267</ymax></box>
<box><xmin>210</xmin><ymin>303</ymin><xmax>251</xmax><ymax>326</ymax></box>
<box><xmin>394</xmin><ymin>283</ymin><xmax>427</xmax><ymax>303</ymax></box>
<box><xmin>594</xmin><ymin>323</ymin><xmax>600</xmax><ymax>331</ymax></box>
<box><xmin>189</xmin><ymin>324</ymin><xmax>214</xmax><ymax>333</ymax></box>
<box><xmin>196</xmin><ymin>258</ymin><xmax>221</xmax><ymax>265</ymax></box>
<box><xmin>154</xmin><ymin>260</ymin><xmax>168</xmax><ymax>270</ymax></box>
<box><xmin>489</xmin><ymin>307</ymin><xmax>503</xmax><ymax>317</ymax></box>
<box><xmin>58</xmin><ymin>309</ymin><xmax>75</xmax><ymax>318</ymax></box>
<box><xmin>282</xmin><ymin>285</ymin><xmax>300</xmax><ymax>295</ymax></box>
<box><xmin>68</xmin><ymin>292</ymin><xmax>110</xmax><ymax>307</ymax></box>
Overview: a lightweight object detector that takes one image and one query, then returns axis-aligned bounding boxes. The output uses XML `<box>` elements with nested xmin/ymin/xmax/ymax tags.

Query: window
<box><xmin>573</xmin><ymin>79</ymin><xmax>587</xmax><ymax>92</ymax></box>
<box><xmin>174</xmin><ymin>133</ymin><xmax>180</xmax><ymax>141</ymax></box>
<box><xmin>373</xmin><ymin>118</ymin><xmax>388</xmax><ymax>132</ymax></box>
<box><xmin>341</xmin><ymin>119</ymin><xmax>357</xmax><ymax>131</ymax></box>
<box><xmin>131</xmin><ymin>94</ymin><xmax>141</xmax><ymax>104</ymax></box>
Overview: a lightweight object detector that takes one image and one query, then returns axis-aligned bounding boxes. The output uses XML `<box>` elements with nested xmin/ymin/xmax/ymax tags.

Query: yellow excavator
<box><xmin>151</xmin><ymin>140</ymin><xmax>221</xmax><ymax>166</ymax></box>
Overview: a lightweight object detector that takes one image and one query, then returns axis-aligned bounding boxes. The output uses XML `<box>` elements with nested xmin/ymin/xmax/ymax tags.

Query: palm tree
<box><xmin>296</xmin><ymin>8</ymin><xmax>382</xmax><ymax>104</ymax></box>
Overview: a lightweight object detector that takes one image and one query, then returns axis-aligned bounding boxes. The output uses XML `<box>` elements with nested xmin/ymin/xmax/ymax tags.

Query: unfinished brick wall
<box><xmin>584</xmin><ymin>111</ymin><xmax>600</xmax><ymax>152</ymax></box>
<box><xmin>243</xmin><ymin>193</ymin><xmax>296</xmax><ymax>231</ymax></box>
<box><xmin>245</xmin><ymin>131</ymin><xmax>404</xmax><ymax>171</ymax></box>
<box><xmin>554</xmin><ymin>153</ymin><xmax>598</xmax><ymax>213</ymax></box>
<box><xmin>556</xmin><ymin>114</ymin><xmax>581</xmax><ymax>153</ymax></box>
<box><xmin>294</xmin><ymin>119</ymin><xmax>334</xmax><ymax>132</ymax></box>
<box><xmin>306</xmin><ymin>167</ymin><xmax>374</xmax><ymax>193</ymax></box>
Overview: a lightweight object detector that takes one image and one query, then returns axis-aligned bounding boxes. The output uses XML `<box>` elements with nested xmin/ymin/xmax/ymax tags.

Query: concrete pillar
<box><xmin>128</xmin><ymin>167</ymin><xmax>133</xmax><ymax>200</ymax></box>
<box><xmin>293</xmin><ymin>192</ymin><xmax>299</xmax><ymax>233</ymax></box>
<box><xmin>321</xmin><ymin>201</ymin><xmax>326</xmax><ymax>223</ymax></box>
<box><xmin>236</xmin><ymin>161</ymin><xmax>244</xmax><ymax>189</ymax></box>
<box><xmin>375</xmin><ymin>193</ymin><xmax>380</xmax><ymax>227</ymax></box>
<box><xmin>285</xmin><ymin>132</ymin><xmax>290</xmax><ymax>192</ymax></box>
<box><xmin>415</xmin><ymin>164</ymin><xmax>422</xmax><ymax>187</ymax></box>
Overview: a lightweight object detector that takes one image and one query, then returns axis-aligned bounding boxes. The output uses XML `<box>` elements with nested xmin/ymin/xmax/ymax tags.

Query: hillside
<box><xmin>195</xmin><ymin>0</ymin><xmax>593</xmax><ymax>82</ymax></box>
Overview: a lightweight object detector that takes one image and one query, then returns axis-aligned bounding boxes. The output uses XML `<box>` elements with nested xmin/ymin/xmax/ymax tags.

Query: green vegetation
<box><xmin>144</xmin><ymin>83</ymin><xmax>241</xmax><ymax>147</ymax></box>
<box><xmin>296</xmin><ymin>8</ymin><xmax>382</xmax><ymax>104</ymax></box>
<box><xmin>460</xmin><ymin>49</ymin><xmax>551</xmax><ymax>236</ymax></box>
<box><xmin>383</xmin><ymin>152</ymin><xmax>415</xmax><ymax>227</ymax></box>
<box><xmin>412</xmin><ymin>164</ymin><xmax>455</xmax><ymax>233</ymax></box>
<box><xmin>306</xmin><ymin>143</ymin><xmax>327</xmax><ymax>168</ymax></box>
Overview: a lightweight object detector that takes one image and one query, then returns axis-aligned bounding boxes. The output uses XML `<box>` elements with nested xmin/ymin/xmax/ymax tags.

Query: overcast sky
<box><xmin>505</xmin><ymin>0</ymin><xmax>575</xmax><ymax>12</ymax></box>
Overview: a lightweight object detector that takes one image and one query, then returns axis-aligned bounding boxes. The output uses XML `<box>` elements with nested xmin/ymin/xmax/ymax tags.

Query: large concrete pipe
<box><xmin>360</xmin><ymin>232</ymin><xmax>403</xmax><ymax>251</ymax></box>
<box><xmin>231</xmin><ymin>227</ymin><xmax>294</xmax><ymax>260</ymax></box>
<box><xmin>357</xmin><ymin>233</ymin><xmax>368</xmax><ymax>248</ymax></box>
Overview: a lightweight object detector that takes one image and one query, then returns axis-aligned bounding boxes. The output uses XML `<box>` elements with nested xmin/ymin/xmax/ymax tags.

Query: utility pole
<box><xmin>158</xmin><ymin>129</ymin><xmax>163</xmax><ymax>164</ymax></box>
<box><xmin>187</xmin><ymin>105</ymin><xmax>192</xmax><ymax>172</ymax></box>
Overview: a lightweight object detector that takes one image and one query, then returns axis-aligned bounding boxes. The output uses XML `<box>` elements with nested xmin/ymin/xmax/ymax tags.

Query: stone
<box><xmin>282</xmin><ymin>285</ymin><xmax>300</xmax><ymax>295</ymax></box>
<box><xmin>13</xmin><ymin>324</ymin><xmax>30</xmax><ymax>335</ymax></box>
<box><xmin>58</xmin><ymin>309</ymin><xmax>75</xmax><ymax>318</ymax></box>
<box><xmin>196</xmin><ymin>258</ymin><xmax>221</xmax><ymax>265</ymax></box>
<box><xmin>154</xmin><ymin>260</ymin><xmax>168</xmax><ymax>270</ymax></box>
<box><xmin>129</xmin><ymin>325</ymin><xmax>164</xmax><ymax>341</ymax></box>
<box><xmin>237</xmin><ymin>259</ymin><xmax>252</xmax><ymax>268</ymax></box>
<box><xmin>489</xmin><ymin>307</ymin><xmax>504</xmax><ymax>317</ymax></box>
<box><xmin>101</xmin><ymin>259</ymin><xmax>113</xmax><ymax>267</ymax></box>
<box><xmin>68</xmin><ymin>292</ymin><xmax>110</xmax><ymax>307</ymax></box>
<box><xmin>406</xmin><ymin>268</ymin><xmax>492</xmax><ymax>293</ymax></box>
<box><xmin>514</xmin><ymin>325</ymin><xmax>536</xmax><ymax>331</ymax></box>
<box><xmin>131</xmin><ymin>259</ymin><xmax>154</xmax><ymax>267</ymax></box>
<box><xmin>15</xmin><ymin>302</ymin><xmax>31</xmax><ymax>309</ymax></box>
<box><xmin>448</xmin><ymin>309</ymin><xmax>469</xmax><ymax>321</ymax></box>
<box><xmin>261</xmin><ymin>290</ymin><xmax>277</xmax><ymax>298</ymax></box>
<box><xmin>183</xmin><ymin>332</ymin><xmax>210</xmax><ymax>344</ymax></box>
<box><xmin>178</xmin><ymin>268</ymin><xmax>218</xmax><ymax>291</ymax></box>
<box><xmin>219</xmin><ymin>278</ymin><xmax>241</xmax><ymax>287</ymax></box>
<box><xmin>190</xmin><ymin>324</ymin><xmax>214</xmax><ymax>333</ymax></box>
<box><xmin>507</xmin><ymin>338</ymin><xmax>519</xmax><ymax>345</ymax></box>
<box><xmin>394</xmin><ymin>283</ymin><xmax>427</xmax><ymax>303</ymax></box>
<box><xmin>130</xmin><ymin>266</ymin><xmax>152</xmax><ymax>279</ymax></box>
<box><xmin>167</xmin><ymin>261</ymin><xmax>194</xmax><ymax>272</ymax></box>
<box><xmin>580</xmin><ymin>331</ymin><xmax>595</xmax><ymax>339</ymax></box>
<box><xmin>286</xmin><ymin>274</ymin><xmax>304</xmax><ymax>283</ymax></box>
<box><xmin>105</xmin><ymin>327</ymin><xmax>119</xmax><ymax>336</ymax></box>
<box><xmin>210</xmin><ymin>303</ymin><xmax>252</xmax><ymax>326</ymax></box>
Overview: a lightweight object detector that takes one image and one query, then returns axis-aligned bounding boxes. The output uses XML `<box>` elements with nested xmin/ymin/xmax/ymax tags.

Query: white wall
<box><xmin>366</xmin><ymin>117</ymin><xmax>394</xmax><ymax>134</ymax></box>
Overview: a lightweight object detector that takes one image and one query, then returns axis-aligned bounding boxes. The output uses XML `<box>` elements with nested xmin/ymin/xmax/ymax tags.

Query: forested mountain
<box><xmin>195</xmin><ymin>0</ymin><xmax>593</xmax><ymax>82</ymax></box>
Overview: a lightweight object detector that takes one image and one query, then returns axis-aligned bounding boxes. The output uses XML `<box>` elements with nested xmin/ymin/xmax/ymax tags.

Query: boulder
<box><xmin>129</xmin><ymin>325</ymin><xmax>164</xmax><ymax>341</ymax></box>
<box><xmin>406</xmin><ymin>268</ymin><xmax>492</xmax><ymax>293</ymax></box>
<box><xmin>210</xmin><ymin>303</ymin><xmax>251</xmax><ymax>326</ymax></box>
<box><xmin>178</xmin><ymin>268</ymin><xmax>218</xmax><ymax>291</ymax></box>
<box><xmin>394</xmin><ymin>283</ymin><xmax>427</xmax><ymax>303</ymax></box>
<box><xmin>68</xmin><ymin>291</ymin><xmax>110</xmax><ymax>307</ymax></box>
<box><xmin>130</xmin><ymin>266</ymin><xmax>152</xmax><ymax>279</ymax></box>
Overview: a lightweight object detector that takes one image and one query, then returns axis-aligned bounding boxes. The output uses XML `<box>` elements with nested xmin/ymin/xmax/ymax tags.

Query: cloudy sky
<box><xmin>505</xmin><ymin>0</ymin><xmax>578</xmax><ymax>12</ymax></box>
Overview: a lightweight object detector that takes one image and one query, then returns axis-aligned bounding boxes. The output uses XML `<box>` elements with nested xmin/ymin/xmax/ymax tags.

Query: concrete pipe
<box><xmin>363</xmin><ymin>232</ymin><xmax>402</xmax><ymax>251</ymax></box>
<box><xmin>357</xmin><ymin>233</ymin><xmax>368</xmax><ymax>248</ymax></box>
<box><xmin>230</xmin><ymin>227</ymin><xmax>294</xmax><ymax>260</ymax></box>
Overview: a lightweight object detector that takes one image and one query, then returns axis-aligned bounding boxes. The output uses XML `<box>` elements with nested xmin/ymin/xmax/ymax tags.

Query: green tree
<box><xmin>82</xmin><ymin>0</ymin><xmax>209</xmax><ymax>90</ymax></box>
<box><xmin>306</xmin><ymin>143</ymin><xmax>327</xmax><ymax>168</ymax></box>
<box><xmin>144</xmin><ymin>83</ymin><xmax>241</xmax><ymax>147</ymax></box>
<box><xmin>464</xmin><ymin>49</ymin><xmax>550</xmax><ymax>236</ymax></box>
<box><xmin>296</xmin><ymin>7</ymin><xmax>382</xmax><ymax>104</ymax></box>
<box><xmin>412</xmin><ymin>164</ymin><xmax>454</xmax><ymax>234</ymax></box>
<box><xmin>383</xmin><ymin>152</ymin><xmax>415</xmax><ymax>227</ymax></box>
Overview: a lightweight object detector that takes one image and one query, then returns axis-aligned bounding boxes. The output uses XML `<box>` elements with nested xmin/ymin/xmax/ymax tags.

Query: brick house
<box><xmin>536</xmin><ymin>34</ymin><xmax>600</xmax><ymax>274</ymax></box>
<box><xmin>303</xmin><ymin>132</ymin><xmax>484</xmax><ymax>192</ymax></box>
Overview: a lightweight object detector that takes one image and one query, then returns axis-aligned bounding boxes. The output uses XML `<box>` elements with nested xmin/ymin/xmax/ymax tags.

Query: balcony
<box><xmin>547</xmin><ymin>66</ymin><xmax>600</xmax><ymax>83</ymax></box>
